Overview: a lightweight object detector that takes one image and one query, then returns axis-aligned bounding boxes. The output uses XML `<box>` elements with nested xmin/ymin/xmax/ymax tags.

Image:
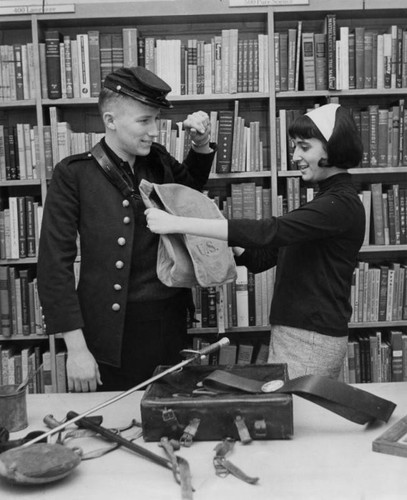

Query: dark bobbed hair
<box><xmin>288</xmin><ymin>106</ymin><xmax>363</xmax><ymax>169</ymax></box>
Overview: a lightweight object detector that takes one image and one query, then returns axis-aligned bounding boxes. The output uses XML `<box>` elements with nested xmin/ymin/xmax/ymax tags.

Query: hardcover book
<box><xmin>45</xmin><ymin>30</ymin><xmax>62</xmax><ymax>99</ymax></box>
<box><xmin>76</xmin><ymin>34</ymin><xmax>91</xmax><ymax>98</ymax></box>
<box><xmin>325</xmin><ymin>14</ymin><xmax>337</xmax><ymax>90</ymax></box>
<box><xmin>314</xmin><ymin>33</ymin><xmax>327</xmax><ymax>90</ymax></box>
<box><xmin>215</xmin><ymin>110</ymin><xmax>234</xmax><ymax>173</ymax></box>
<box><xmin>88</xmin><ymin>30</ymin><xmax>101</xmax><ymax>97</ymax></box>
<box><xmin>302</xmin><ymin>32</ymin><xmax>316</xmax><ymax>91</ymax></box>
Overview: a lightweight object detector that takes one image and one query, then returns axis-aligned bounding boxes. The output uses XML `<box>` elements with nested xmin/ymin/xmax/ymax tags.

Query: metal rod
<box><xmin>23</xmin><ymin>337</ymin><xmax>230</xmax><ymax>447</ymax></box>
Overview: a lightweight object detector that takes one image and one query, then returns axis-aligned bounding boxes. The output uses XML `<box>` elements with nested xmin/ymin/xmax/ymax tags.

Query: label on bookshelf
<box><xmin>0</xmin><ymin>4</ymin><xmax>75</xmax><ymax>15</ymax></box>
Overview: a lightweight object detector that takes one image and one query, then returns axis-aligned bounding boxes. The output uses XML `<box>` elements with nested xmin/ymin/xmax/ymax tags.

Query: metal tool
<box><xmin>66</xmin><ymin>411</ymin><xmax>171</xmax><ymax>469</ymax></box>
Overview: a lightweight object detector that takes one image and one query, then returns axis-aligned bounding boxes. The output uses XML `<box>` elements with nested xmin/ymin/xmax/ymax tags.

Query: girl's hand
<box><xmin>145</xmin><ymin>207</ymin><xmax>178</xmax><ymax>234</ymax></box>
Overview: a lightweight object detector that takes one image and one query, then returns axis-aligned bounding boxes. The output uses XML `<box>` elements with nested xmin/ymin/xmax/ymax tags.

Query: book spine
<box><xmin>287</xmin><ymin>28</ymin><xmax>297</xmax><ymax>91</ymax></box>
<box><xmin>368</xmin><ymin>105</ymin><xmax>379</xmax><ymax>167</ymax></box>
<box><xmin>45</xmin><ymin>31</ymin><xmax>61</xmax><ymax>99</ymax></box>
<box><xmin>76</xmin><ymin>34</ymin><xmax>91</xmax><ymax>98</ymax></box>
<box><xmin>99</xmin><ymin>33</ymin><xmax>113</xmax><ymax>87</ymax></box>
<box><xmin>0</xmin><ymin>266</ymin><xmax>12</xmax><ymax>336</ymax></box>
<box><xmin>16</xmin><ymin>196</ymin><xmax>27</xmax><ymax>259</ymax></box>
<box><xmin>302</xmin><ymin>32</ymin><xmax>316</xmax><ymax>91</ymax></box>
<box><xmin>14</xmin><ymin>44</ymin><xmax>24</xmax><ymax>100</ymax></box>
<box><xmin>363</xmin><ymin>31</ymin><xmax>373</xmax><ymax>89</ymax></box>
<box><xmin>326</xmin><ymin>14</ymin><xmax>337</xmax><ymax>90</ymax></box>
<box><xmin>23</xmin><ymin>123</ymin><xmax>32</xmax><ymax>179</ymax></box>
<box><xmin>279</xmin><ymin>32</ymin><xmax>288</xmax><ymax>91</ymax></box>
<box><xmin>247</xmin><ymin>271</ymin><xmax>256</xmax><ymax>326</ymax></box>
<box><xmin>19</xmin><ymin>269</ymin><xmax>30</xmax><ymax>336</ymax></box>
<box><xmin>235</xmin><ymin>266</ymin><xmax>248</xmax><ymax>327</ymax></box>
<box><xmin>137</xmin><ymin>37</ymin><xmax>145</xmax><ymax>68</ymax></box>
<box><xmin>88</xmin><ymin>30</ymin><xmax>101</xmax><ymax>98</ymax></box>
<box><xmin>389</xmin><ymin>330</ymin><xmax>403</xmax><ymax>382</ymax></box>
<box><xmin>111</xmin><ymin>32</ymin><xmax>124</xmax><ymax>71</ymax></box>
<box><xmin>215</xmin><ymin>111</ymin><xmax>234</xmax><ymax>173</ymax></box>
<box><xmin>122</xmin><ymin>27</ymin><xmax>139</xmax><ymax>67</ymax></box>
<box><xmin>315</xmin><ymin>33</ymin><xmax>327</xmax><ymax>90</ymax></box>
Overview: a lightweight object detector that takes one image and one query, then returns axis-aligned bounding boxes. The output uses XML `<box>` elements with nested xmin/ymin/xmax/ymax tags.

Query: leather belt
<box><xmin>202</xmin><ymin>371</ymin><xmax>396</xmax><ymax>425</ymax></box>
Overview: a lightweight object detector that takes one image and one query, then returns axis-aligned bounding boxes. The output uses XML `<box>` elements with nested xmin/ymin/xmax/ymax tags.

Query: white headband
<box><xmin>306</xmin><ymin>103</ymin><xmax>340</xmax><ymax>142</ymax></box>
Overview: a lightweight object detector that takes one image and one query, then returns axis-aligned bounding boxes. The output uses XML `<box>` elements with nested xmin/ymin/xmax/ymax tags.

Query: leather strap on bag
<box><xmin>91</xmin><ymin>143</ymin><xmax>142</xmax><ymax>206</ymax></box>
<box><xmin>213</xmin><ymin>438</ymin><xmax>259</xmax><ymax>485</ymax></box>
<box><xmin>202</xmin><ymin>371</ymin><xmax>396</xmax><ymax>425</ymax></box>
<box><xmin>159</xmin><ymin>437</ymin><xmax>194</xmax><ymax>500</ymax></box>
<box><xmin>278</xmin><ymin>375</ymin><xmax>396</xmax><ymax>424</ymax></box>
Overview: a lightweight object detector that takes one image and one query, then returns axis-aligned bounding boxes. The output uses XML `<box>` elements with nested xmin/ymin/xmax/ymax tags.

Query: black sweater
<box><xmin>228</xmin><ymin>173</ymin><xmax>365</xmax><ymax>337</ymax></box>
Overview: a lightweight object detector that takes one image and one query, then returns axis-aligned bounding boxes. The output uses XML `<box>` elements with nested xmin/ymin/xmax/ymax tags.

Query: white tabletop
<box><xmin>1</xmin><ymin>382</ymin><xmax>407</xmax><ymax>499</ymax></box>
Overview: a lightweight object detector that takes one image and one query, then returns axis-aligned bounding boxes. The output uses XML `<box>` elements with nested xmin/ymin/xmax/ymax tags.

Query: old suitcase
<box><xmin>140</xmin><ymin>363</ymin><xmax>293</xmax><ymax>442</ymax></box>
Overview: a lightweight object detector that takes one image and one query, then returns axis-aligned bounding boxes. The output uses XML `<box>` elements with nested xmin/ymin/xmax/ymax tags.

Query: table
<box><xmin>1</xmin><ymin>382</ymin><xmax>407</xmax><ymax>499</ymax></box>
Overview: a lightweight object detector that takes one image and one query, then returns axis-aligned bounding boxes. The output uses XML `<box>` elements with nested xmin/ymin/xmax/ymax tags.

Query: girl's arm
<box><xmin>145</xmin><ymin>207</ymin><xmax>228</xmax><ymax>240</ymax></box>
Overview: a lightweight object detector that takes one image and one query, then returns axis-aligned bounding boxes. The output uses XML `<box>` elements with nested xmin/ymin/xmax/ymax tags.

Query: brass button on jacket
<box><xmin>112</xmin><ymin>303</ymin><xmax>121</xmax><ymax>311</ymax></box>
<box><xmin>115</xmin><ymin>260</ymin><xmax>124</xmax><ymax>269</ymax></box>
<box><xmin>117</xmin><ymin>237</ymin><xmax>126</xmax><ymax>246</ymax></box>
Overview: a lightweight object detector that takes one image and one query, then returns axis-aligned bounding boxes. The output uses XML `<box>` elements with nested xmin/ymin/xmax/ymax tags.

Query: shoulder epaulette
<box><xmin>58</xmin><ymin>151</ymin><xmax>94</xmax><ymax>167</ymax></box>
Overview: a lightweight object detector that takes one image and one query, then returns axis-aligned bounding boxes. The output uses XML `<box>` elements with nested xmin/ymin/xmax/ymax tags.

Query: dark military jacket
<box><xmin>37</xmin><ymin>141</ymin><xmax>216</xmax><ymax>367</ymax></box>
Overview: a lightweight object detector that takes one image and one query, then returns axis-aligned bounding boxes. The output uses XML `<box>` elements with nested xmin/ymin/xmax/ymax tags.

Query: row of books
<box><xmin>139</xmin><ymin>30</ymin><xmax>269</xmax><ymax>96</ymax></box>
<box><xmin>44</xmin><ymin>106</ymin><xmax>104</xmax><ymax>177</ymax></box>
<box><xmin>6</xmin><ymin>329</ymin><xmax>404</xmax><ymax>392</ymax></box>
<box><xmin>191</xmin><ymin>266</ymin><xmax>275</xmax><ymax>331</ymax></box>
<box><xmin>357</xmin><ymin>102</ymin><xmax>407</xmax><ymax>169</ymax></box>
<box><xmin>0</xmin><ymin>266</ymin><xmax>44</xmax><ymax>338</ymax></box>
<box><xmin>277</xmin><ymin>100</ymin><xmax>407</xmax><ymax>171</ymax></box>
<box><xmin>280</xmin><ymin>179</ymin><xmax>407</xmax><ymax>247</ymax></box>
<box><xmin>0</xmin><ymin>196</ymin><xmax>43</xmax><ymax>260</ymax></box>
<box><xmin>191</xmin><ymin>336</ymin><xmax>270</xmax><ymax>366</ymax></box>
<box><xmin>0</xmin><ymin>43</ymin><xmax>36</xmax><ymax>102</ymax></box>
<box><xmin>0</xmin><ymin>123</ymin><xmax>41</xmax><ymax>182</ymax></box>
<box><xmin>279</xmin><ymin>178</ymin><xmax>315</xmax><ymax>215</ymax></box>
<box><xmin>47</xmin><ymin>103</ymin><xmax>268</xmax><ymax>175</ymax></box>
<box><xmin>0</xmin><ymin>344</ymin><xmax>66</xmax><ymax>393</ymax></box>
<box><xmin>341</xmin><ymin>330</ymin><xmax>407</xmax><ymax>384</ymax></box>
<box><xmin>333</xmin><ymin>23</ymin><xmax>407</xmax><ymax>91</ymax></box>
<box><xmin>275</xmin><ymin>16</ymin><xmax>407</xmax><ymax>92</ymax></box>
<box><xmin>217</xmin><ymin>182</ymin><xmax>272</xmax><ymax>221</ymax></box>
<box><xmin>212</xmin><ymin>176</ymin><xmax>406</xmax><ymax>250</ymax></box>
<box><xmin>368</xmin><ymin>183</ymin><xmax>407</xmax><ymax>246</ymax></box>
<box><xmin>189</xmin><ymin>257</ymin><xmax>406</xmax><ymax>332</ymax></box>
<box><xmin>6</xmin><ymin>20</ymin><xmax>407</xmax><ymax>101</ymax></box>
<box><xmin>9</xmin><ymin>101</ymin><xmax>405</xmax><ymax>182</ymax></box>
<box><xmin>213</xmin><ymin>102</ymin><xmax>266</xmax><ymax>174</ymax></box>
<box><xmin>158</xmin><ymin>108</ymin><xmax>266</xmax><ymax>174</ymax></box>
<box><xmin>349</xmin><ymin>261</ymin><xmax>407</xmax><ymax>324</ymax></box>
<box><xmin>191</xmin><ymin>329</ymin><xmax>407</xmax><ymax>385</ymax></box>
<box><xmin>42</xmin><ymin>28</ymin><xmax>269</xmax><ymax>100</ymax></box>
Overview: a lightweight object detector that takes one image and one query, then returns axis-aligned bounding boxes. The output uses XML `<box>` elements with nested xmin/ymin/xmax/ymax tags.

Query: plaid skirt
<box><xmin>267</xmin><ymin>324</ymin><xmax>348</xmax><ymax>380</ymax></box>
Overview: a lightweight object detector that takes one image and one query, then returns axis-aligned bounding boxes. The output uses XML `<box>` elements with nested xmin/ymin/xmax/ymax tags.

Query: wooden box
<box><xmin>140</xmin><ymin>364</ymin><xmax>293</xmax><ymax>442</ymax></box>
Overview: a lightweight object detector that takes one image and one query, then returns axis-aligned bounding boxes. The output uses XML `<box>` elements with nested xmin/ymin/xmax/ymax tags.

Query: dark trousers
<box><xmin>98</xmin><ymin>293</ymin><xmax>190</xmax><ymax>391</ymax></box>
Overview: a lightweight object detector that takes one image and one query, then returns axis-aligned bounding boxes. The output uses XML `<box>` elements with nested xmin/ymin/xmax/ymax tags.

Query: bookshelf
<box><xmin>0</xmin><ymin>0</ymin><xmax>406</xmax><ymax>390</ymax></box>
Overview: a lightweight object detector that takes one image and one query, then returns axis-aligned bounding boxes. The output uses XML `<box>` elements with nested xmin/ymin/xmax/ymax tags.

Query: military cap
<box><xmin>103</xmin><ymin>66</ymin><xmax>173</xmax><ymax>109</ymax></box>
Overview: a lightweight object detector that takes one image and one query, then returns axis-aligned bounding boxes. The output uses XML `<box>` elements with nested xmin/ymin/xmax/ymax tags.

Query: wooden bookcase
<box><xmin>0</xmin><ymin>0</ymin><xmax>406</xmax><ymax>391</ymax></box>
